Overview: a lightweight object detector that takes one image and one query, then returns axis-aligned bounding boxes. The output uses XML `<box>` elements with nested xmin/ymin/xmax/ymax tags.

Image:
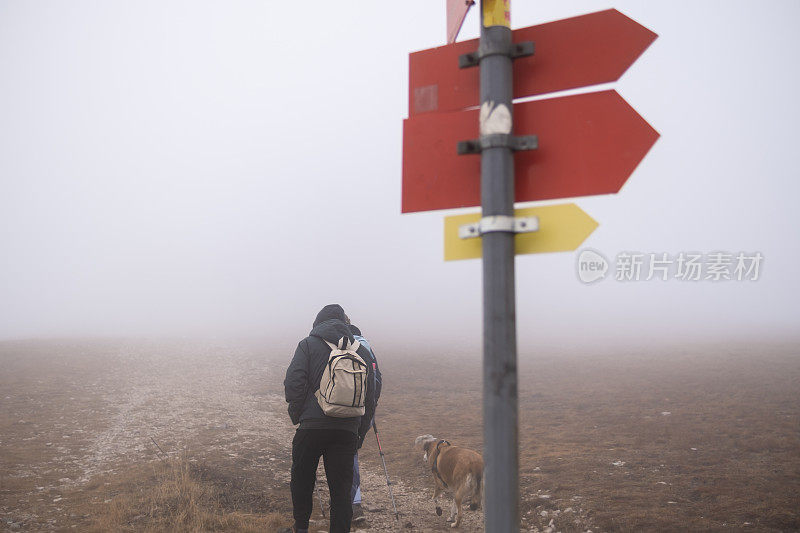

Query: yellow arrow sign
<box><xmin>444</xmin><ymin>203</ymin><xmax>599</xmax><ymax>261</ymax></box>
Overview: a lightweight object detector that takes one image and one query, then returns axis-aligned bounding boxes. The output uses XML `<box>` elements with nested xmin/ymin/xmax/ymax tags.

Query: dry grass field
<box><xmin>1</xmin><ymin>338</ymin><xmax>798</xmax><ymax>532</ymax></box>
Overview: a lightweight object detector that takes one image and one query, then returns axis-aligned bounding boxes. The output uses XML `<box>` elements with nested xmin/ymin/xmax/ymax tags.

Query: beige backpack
<box><xmin>315</xmin><ymin>338</ymin><xmax>368</xmax><ymax>417</ymax></box>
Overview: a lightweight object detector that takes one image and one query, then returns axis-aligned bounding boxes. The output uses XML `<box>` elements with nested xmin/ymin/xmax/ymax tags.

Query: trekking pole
<box><xmin>150</xmin><ymin>437</ymin><xmax>168</xmax><ymax>463</ymax></box>
<box><xmin>372</xmin><ymin>420</ymin><xmax>400</xmax><ymax>522</ymax></box>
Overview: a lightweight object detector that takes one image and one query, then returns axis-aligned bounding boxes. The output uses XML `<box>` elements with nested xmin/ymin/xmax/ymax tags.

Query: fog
<box><xmin>2</xmin><ymin>1</ymin><xmax>799</xmax><ymax>353</ymax></box>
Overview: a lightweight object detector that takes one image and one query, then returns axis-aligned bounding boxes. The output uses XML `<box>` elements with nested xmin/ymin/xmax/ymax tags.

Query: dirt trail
<box><xmin>68</xmin><ymin>340</ymin><xmax>293</xmax><ymax>484</ymax></box>
<box><xmin>5</xmin><ymin>339</ymin><xmax>799</xmax><ymax>531</ymax></box>
<box><xmin>312</xmin><ymin>451</ymin><xmax>486</xmax><ymax>532</ymax></box>
<box><xmin>0</xmin><ymin>340</ymin><xmax>490</xmax><ymax>532</ymax></box>
<box><xmin>117</xmin><ymin>341</ymin><xmax>494</xmax><ymax>531</ymax></box>
<box><xmin>81</xmin><ymin>341</ymin><xmax>488</xmax><ymax>531</ymax></box>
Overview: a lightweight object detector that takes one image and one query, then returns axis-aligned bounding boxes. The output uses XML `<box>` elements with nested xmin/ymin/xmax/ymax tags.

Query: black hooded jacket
<box><xmin>284</xmin><ymin>304</ymin><xmax>376</xmax><ymax>443</ymax></box>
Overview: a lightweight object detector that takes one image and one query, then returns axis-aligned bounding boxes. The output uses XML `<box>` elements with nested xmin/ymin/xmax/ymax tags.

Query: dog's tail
<box><xmin>468</xmin><ymin>471</ymin><xmax>483</xmax><ymax>511</ymax></box>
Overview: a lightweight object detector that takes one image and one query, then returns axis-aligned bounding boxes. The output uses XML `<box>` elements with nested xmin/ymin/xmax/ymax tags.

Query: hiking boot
<box><xmin>352</xmin><ymin>503</ymin><xmax>366</xmax><ymax>524</ymax></box>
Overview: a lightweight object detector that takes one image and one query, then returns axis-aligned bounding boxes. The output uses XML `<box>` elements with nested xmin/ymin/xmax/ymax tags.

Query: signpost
<box><xmin>401</xmin><ymin>4</ymin><xmax>658</xmax><ymax>531</ymax></box>
<box><xmin>409</xmin><ymin>9</ymin><xmax>657</xmax><ymax>116</ymax></box>
<box><xmin>403</xmin><ymin>89</ymin><xmax>659</xmax><ymax>213</ymax></box>
<box><xmin>444</xmin><ymin>204</ymin><xmax>598</xmax><ymax>261</ymax></box>
<box><xmin>476</xmin><ymin>2</ymin><xmax>518</xmax><ymax>529</ymax></box>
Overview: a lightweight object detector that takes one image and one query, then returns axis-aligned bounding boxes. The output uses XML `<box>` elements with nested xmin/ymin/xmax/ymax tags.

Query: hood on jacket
<box><xmin>310</xmin><ymin>304</ymin><xmax>354</xmax><ymax>345</ymax></box>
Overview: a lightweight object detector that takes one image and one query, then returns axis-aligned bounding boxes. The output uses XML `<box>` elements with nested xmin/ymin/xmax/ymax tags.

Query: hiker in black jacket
<box><xmin>284</xmin><ymin>304</ymin><xmax>376</xmax><ymax>533</ymax></box>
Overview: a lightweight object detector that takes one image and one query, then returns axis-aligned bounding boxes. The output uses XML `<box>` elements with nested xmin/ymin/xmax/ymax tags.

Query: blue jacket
<box><xmin>351</xmin><ymin>330</ymin><xmax>382</xmax><ymax>406</ymax></box>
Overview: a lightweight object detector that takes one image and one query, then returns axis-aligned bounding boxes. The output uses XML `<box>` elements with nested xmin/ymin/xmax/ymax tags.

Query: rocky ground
<box><xmin>0</xmin><ymin>339</ymin><xmax>489</xmax><ymax>532</ymax></box>
<box><xmin>1</xmin><ymin>338</ymin><xmax>799</xmax><ymax>532</ymax></box>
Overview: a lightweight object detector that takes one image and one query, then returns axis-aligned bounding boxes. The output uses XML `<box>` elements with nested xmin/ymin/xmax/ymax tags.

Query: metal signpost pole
<box><xmin>403</xmin><ymin>10</ymin><xmax>659</xmax><ymax>527</ymax></box>
<box><xmin>479</xmin><ymin>1</ymin><xmax>518</xmax><ymax>532</ymax></box>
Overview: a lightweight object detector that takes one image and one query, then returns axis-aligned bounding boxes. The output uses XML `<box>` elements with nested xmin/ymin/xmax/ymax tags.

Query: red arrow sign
<box><xmin>409</xmin><ymin>9</ymin><xmax>657</xmax><ymax>115</ymax></box>
<box><xmin>402</xmin><ymin>90</ymin><xmax>659</xmax><ymax>213</ymax></box>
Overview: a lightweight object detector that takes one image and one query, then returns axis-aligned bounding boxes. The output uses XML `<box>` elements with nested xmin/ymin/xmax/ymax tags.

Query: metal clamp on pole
<box><xmin>459</xmin><ymin>41</ymin><xmax>534</xmax><ymax>69</ymax></box>
<box><xmin>458</xmin><ymin>215</ymin><xmax>539</xmax><ymax>239</ymax></box>
<box><xmin>457</xmin><ymin>133</ymin><xmax>538</xmax><ymax>155</ymax></box>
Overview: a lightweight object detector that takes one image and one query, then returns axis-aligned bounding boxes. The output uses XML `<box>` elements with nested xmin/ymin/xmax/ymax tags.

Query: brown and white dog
<box><xmin>415</xmin><ymin>434</ymin><xmax>484</xmax><ymax>528</ymax></box>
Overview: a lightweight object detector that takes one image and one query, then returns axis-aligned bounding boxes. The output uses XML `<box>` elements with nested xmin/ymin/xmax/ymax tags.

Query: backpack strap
<box><xmin>324</xmin><ymin>338</ymin><xmax>364</xmax><ymax>362</ymax></box>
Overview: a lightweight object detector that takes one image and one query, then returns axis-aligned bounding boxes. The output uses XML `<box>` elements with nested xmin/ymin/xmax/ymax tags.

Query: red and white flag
<box><xmin>446</xmin><ymin>0</ymin><xmax>474</xmax><ymax>43</ymax></box>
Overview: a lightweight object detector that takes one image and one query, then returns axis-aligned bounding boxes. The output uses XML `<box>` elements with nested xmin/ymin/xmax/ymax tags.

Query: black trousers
<box><xmin>291</xmin><ymin>428</ymin><xmax>357</xmax><ymax>533</ymax></box>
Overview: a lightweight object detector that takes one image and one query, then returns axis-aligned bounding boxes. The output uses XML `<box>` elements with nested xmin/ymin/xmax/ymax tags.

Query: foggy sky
<box><xmin>1</xmin><ymin>1</ymin><xmax>799</xmax><ymax>353</ymax></box>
